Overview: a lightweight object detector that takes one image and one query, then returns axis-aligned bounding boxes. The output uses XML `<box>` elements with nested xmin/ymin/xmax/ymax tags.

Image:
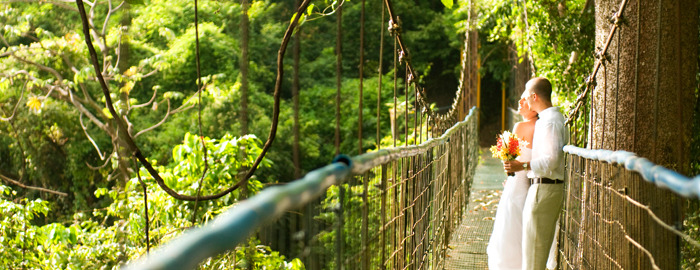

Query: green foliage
<box><xmin>0</xmin><ymin>133</ymin><xmax>297</xmax><ymax>269</ymax></box>
<box><xmin>199</xmin><ymin>238</ymin><xmax>305</xmax><ymax>269</ymax></box>
<box><xmin>441</xmin><ymin>0</ymin><xmax>454</xmax><ymax>10</ymax></box>
<box><xmin>0</xmin><ymin>186</ymin><xmax>49</xmax><ymax>268</ymax></box>
<box><xmin>169</xmin><ymin>132</ymin><xmax>270</xmax><ymax>199</ymax></box>
<box><xmin>0</xmin><ymin>184</ymin><xmax>125</xmax><ymax>269</ymax></box>
<box><xmin>126</xmin><ymin>0</ymin><xmax>145</xmax><ymax>5</ymax></box>
<box><xmin>681</xmin><ymin>20</ymin><xmax>700</xmax><ymax>269</ymax></box>
<box><xmin>0</xmin><ymin>0</ymin><xmax>468</xmax><ymax>267</ymax></box>
<box><xmin>683</xmin><ymin>201</ymin><xmax>700</xmax><ymax>270</ymax></box>
<box><xmin>316</xmin><ymin>175</ymin><xmax>385</xmax><ymax>269</ymax></box>
<box><xmin>157</xmin><ymin>23</ymin><xmax>239</xmax><ymax>98</ymax></box>
<box><xmin>466</xmin><ymin>0</ymin><xmax>595</xmax><ymax>145</ymax></box>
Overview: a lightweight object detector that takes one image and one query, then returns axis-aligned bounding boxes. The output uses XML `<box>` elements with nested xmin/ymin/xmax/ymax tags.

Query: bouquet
<box><xmin>489</xmin><ymin>131</ymin><xmax>526</xmax><ymax>176</ymax></box>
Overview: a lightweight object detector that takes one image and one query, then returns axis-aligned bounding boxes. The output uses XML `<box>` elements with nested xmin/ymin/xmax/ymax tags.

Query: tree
<box><xmin>589</xmin><ymin>0</ymin><xmax>698</xmax><ymax>268</ymax></box>
<box><xmin>0</xmin><ymin>0</ymin><xmax>476</xmax><ymax>266</ymax></box>
<box><xmin>0</xmin><ymin>1</ymin><xmax>189</xmax><ymax>194</ymax></box>
<box><xmin>241</xmin><ymin>0</ymin><xmax>250</xmax><ymax>135</ymax></box>
<box><xmin>0</xmin><ymin>1</ymin><xmax>254</xmax><ymax>202</ymax></box>
<box><xmin>292</xmin><ymin>0</ymin><xmax>302</xmax><ymax>179</ymax></box>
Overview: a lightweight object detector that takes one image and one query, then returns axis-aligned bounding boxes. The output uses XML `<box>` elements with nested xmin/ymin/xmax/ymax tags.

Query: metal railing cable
<box><xmin>122</xmin><ymin>156</ymin><xmax>352</xmax><ymax>270</ymax></box>
<box><xmin>122</xmin><ymin>107</ymin><xmax>478</xmax><ymax>270</ymax></box>
<box><xmin>351</xmin><ymin>107</ymin><xmax>477</xmax><ymax>174</ymax></box>
<box><xmin>118</xmin><ymin>0</ymin><xmax>480</xmax><ymax>267</ymax></box>
<box><xmin>555</xmin><ymin>0</ymin><xmax>699</xmax><ymax>268</ymax></box>
<box><xmin>559</xmin><ymin>145</ymin><xmax>700</xmax><ymax>270</ymax></box>
<box><xmin>563</xmin><ymin>146</ymin><xmax>700</xmax><ymax>199</ymax></box>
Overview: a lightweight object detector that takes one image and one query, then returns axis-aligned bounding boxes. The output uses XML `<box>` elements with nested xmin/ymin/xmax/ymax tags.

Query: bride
<box><xmin>487</xmin><ymin>97</ymin><xmax>558</xmax><ymax>270</ymax></box>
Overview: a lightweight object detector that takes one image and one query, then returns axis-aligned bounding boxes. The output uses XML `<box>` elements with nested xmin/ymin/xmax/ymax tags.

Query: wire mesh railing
<box><xmin>123</xmin><ymin>107</ymin><xmax>479</xmax><ymax>270</ymax></box>
<box><xmin>559</xmin><ymin>146</ymin><xmax>700</xmax><ymax>270</ymax></box>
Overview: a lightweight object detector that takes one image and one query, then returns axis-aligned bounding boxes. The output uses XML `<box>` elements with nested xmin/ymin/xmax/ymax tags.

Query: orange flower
<box><xmin>489</xmin><ymin>131</ymin><xmax>526</xmax><ymax>161</ymax></box>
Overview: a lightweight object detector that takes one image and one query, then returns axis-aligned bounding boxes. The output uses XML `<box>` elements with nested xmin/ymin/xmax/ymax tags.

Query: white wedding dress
<box><xmin>487</xmin><ymin>148</ymin><xmax>532</xmax><ymax>270</ymax></box>
<box><xmin>486</xmin><ymin>147</ymin><xmax>559</xmax><ymax>270</ymax></box>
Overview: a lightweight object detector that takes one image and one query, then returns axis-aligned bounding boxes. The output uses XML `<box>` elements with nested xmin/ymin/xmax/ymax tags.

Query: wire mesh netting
<box><xmin>250</xmin><ymin>109</ymin><xmax>481</xmax><ymax>270</ymax></box>
<box><xmin>310</xmin><ymin>111</ymin><xmax>479</xmax><ymax>270</ymax></box>
<box><xmin>559</xmin><ymin>153</ymin><xmax>699</xmax><ymax>270</ymax></box>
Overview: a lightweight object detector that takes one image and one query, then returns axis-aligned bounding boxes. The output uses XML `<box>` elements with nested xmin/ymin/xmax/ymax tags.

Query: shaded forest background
<box><xmin>0</xmin><ymin>0</ymin><xmax>697</xmax><ymax>268</ymax></box>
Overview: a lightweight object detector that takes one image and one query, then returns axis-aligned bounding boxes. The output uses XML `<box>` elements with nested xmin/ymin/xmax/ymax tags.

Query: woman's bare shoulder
<box><xmin>513</xmin><ymin>121</ymin><xmax>534</xmax><ymax>132</ymax></box>
<box><xmin>513</xmin><ymin>121</ymin><xmax>535</xmax><ymax>139</ymax></box>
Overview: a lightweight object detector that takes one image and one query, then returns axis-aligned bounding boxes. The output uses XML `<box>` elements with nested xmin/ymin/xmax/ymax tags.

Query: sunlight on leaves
<box><xmin>126</xmin><ymin>0</ymin><xmax>145</xmax><ymax>5</ymax></box>
<box><xmin>102</xmin><ymin>107</ymin><xmax>113</xmax><ymax>119</ymax></box>
<box><xmin>47</xmin><ymin>124</ymin><xmax>65</xmax><ymax>144</ymax></box>
<box><xmin>120</xmin><ymin>81</ymin><xmax>135</xmax><ymax>95</ymax></box>
<box><xmin>289</xmin><ymin>12</ymin><xmax>306</xmax><ymax>25</ymax></box>
<box><xmin>26</xmin><ymin>96</ymin><xmax>42</xmax><ymax>113</ymax></box>
<box><xmin>158</xmin><ymin>27</ymin><xmax>176</xmax><ymax>42</ymax></box>
<box><xmin>0</xmin><ymin>78</ymin><xmax>10</xmax><ymax>95</ymax></box>
<box><xmin>441</xmin><ymin>0</ymin><xmax>454</xmax><ymax>9</ymax></box>
<box><xmin>123</xmin><ymin>66</ymin><xmax>138</xmax><ymax>77</ymax></box>
<box><xmin>163</xmin><ymin>91</ymin><xmax>184</xmax><ymax>100</ymax></box>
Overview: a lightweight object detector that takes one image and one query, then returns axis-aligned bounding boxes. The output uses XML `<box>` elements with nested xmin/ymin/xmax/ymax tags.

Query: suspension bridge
<box><xmin>61</xmin><ymin>0</ymin><xmax>697</xmax><ymax>268</ymax></box>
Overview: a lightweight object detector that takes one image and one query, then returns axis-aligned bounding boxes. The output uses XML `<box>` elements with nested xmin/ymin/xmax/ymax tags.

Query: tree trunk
<box><xmin>460</xmin><ymin>0</ymin><xmax>478</xmax><ymax>118</ymax></box>
<box><xmin>240</xmin><ymin>0</ymin><xmax>250</xmax><ymax>135</ymax></box>
<box><xmin>467</xmin><ymin>0</ymin><xmax>478</xmax><ymax>110</ymax></box>
<box><xmin>510</xmin><ymin>43</ymin><xmax>531</xmax><ymax>99</ymax></box>
<box><xmin>117</xmin><ymin>5</ymin><xmax>133</xmax><ymax>183</ymax></box>
<box><xmin>335</xmin><ymin>4</ymin><xmax>342</xmax><ymax>155</ymax></box>
<box><xmin>590</xmin><ymin>0</ymin><xmax>697</xmax><ymax>269</ymax></box>
<box><xmin>292</xmin><ymin>0</ymin><xmax>301</xmax><ymax>180</ymax></box>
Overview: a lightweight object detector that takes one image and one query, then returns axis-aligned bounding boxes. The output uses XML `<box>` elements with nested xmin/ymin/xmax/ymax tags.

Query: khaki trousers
<box><xmin>522</xmin><ymin>183</ymin><xmax>564</xmax><ymax>270</ymax></box>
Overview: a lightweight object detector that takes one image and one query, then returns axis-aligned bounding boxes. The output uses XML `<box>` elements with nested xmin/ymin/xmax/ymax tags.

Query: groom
<box><xmin>504</xmin><ymin>77</ymin><xmax>568</xmax><ymax>270</ymax></box>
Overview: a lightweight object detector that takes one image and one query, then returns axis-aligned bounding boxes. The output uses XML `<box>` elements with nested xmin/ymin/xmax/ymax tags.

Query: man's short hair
<box><xmin>529</xmin><ymin>77</ymin><xmax>552</xmax><ymax>103</ymax></box>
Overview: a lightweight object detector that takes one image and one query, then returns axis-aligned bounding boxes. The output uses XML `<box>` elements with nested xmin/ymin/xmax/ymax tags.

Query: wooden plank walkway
<box><xmin>445</xmin><ymin>149</ymin><xmax>506</xmax><ymax>269</ymax></box>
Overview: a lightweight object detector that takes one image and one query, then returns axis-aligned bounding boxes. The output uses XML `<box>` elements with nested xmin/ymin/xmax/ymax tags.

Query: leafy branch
<box><xmin>73</xmin><ymin>0</ymin><xmax>313</xmax><ymax>201</ymax></box>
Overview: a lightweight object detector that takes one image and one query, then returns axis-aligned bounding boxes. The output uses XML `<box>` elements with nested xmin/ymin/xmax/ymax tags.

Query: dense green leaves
<box><xmin>0</xmin><ymin>0</ymin><xmax>468</xmax><ymax>267</ymax></box>
<box><xmin>441</xmin><ymin>0</ymin><xmax>454</xmax><ymax>10</ymax></box>
<box><xmin>0</xmin><ymin>133</ymin><xmax>279</xmax><ymax>269</ymax></box>
<box><xmin>464</xmin><ymin>0</ymin><xmax>595</xmax><ymax>144</ymax></box>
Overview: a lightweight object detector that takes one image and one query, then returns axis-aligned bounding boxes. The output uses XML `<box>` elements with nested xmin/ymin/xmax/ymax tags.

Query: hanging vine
<box><xmin>73</xmin><ymin>0</ymin><xmax>313</xmax><ymax>201</ymax></box>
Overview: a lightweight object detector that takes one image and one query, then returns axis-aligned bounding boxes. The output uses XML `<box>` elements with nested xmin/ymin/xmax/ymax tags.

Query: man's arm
<box><xmin>530</xmin><ymin>122</ymin><xmax>566</xmax><ymax>176</ymax></box>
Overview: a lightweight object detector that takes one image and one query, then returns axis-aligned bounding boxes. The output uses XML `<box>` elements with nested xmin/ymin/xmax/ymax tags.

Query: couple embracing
<box><xmin>487</xmin><ymin>77</ymin><xmax>569</xmax><ymax>270</ymax></box>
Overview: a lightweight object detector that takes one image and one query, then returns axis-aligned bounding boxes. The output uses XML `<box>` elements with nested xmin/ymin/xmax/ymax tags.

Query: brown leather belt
<box><xmin>530</xmin><ymin>177</ymin><xmax>564</xmax><ymax>185</ymax></box>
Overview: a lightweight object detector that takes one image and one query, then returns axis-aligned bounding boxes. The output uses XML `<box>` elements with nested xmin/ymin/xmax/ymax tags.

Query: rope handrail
<box><xmin>122</xmin><ymin>161</ymin><xmax>352</xmax><ymax>270</ymax></box>
<box><xmin>122</xmin><ymin>106</ymin><xmax>478</xmax><ymax>270</ymax></box>
<box><xmin>352</xmin><ymin>107</ymin><xmax>477</xmax><ymax>174</ymax></box>
<box><xmin>563</xmin><ymin>145</ymin><xmax>700</xmax><ymax>198</ymax></box>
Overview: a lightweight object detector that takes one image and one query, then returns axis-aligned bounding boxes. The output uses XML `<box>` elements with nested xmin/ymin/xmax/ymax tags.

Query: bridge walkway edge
<box><xmin>445</xmin><ymin>148</ymin><xmax>506</xmax><ymax>269</ymax></box>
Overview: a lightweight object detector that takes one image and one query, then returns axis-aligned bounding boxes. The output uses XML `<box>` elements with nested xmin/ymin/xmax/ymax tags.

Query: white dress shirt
<box><xmin>527</xmin><ymin>107</ymin><xmax>568</xmax><ymax>180</ymax></box>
